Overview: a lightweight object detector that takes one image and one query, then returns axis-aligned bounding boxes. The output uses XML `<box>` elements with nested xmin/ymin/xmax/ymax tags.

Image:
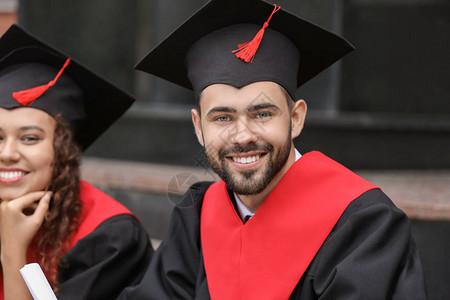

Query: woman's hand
<box><xmin>0</xmin><ymin>191</ymin><xmax>51</xmax><ymax>259</ymax></box>
<box><xmin>0</xmin><ymin>191</ymin><xmax>51</xmax><ymax>300</ymax></box>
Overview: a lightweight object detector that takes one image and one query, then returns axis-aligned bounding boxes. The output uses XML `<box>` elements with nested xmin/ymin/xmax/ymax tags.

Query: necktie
<box><xmin>244</xmin><ymin>215</ymin><xmax>251</xmax><ymax>224</ymax></box>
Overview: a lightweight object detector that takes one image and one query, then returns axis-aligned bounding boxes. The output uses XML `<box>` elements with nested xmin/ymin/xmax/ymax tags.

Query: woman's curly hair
<box><xmin>32</xmin><ymin>114</ymin><xmax>82</xmax><ymax>288</ymax></box>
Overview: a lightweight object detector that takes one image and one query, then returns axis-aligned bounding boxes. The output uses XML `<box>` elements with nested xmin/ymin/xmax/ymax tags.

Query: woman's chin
<box><xmin>0</xmin><ymin>190</ymin><xmax>26</xmax><ymax>202</ymax></box>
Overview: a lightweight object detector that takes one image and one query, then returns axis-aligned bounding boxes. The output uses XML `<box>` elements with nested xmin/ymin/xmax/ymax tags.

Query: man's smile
<box><xmin>231</xmin><ymin>154</ymin><xmax>261</xmax><ymax>164</ymax></box>
<box><xmin>225</xmin><ymin>151</ymin><xmax>268</xmax><ymax>171</ymax></box>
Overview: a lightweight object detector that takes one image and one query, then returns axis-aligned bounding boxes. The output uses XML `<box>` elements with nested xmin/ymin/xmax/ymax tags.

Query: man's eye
<box><xmin>256</xmin><ymin>112</ymin><xmax>271</xmax><ymax>119</ymax></box>
<box><xmin>216</xmin><ymin>116</ymin><xmax>231</xmax><ymax>122</ymax></box>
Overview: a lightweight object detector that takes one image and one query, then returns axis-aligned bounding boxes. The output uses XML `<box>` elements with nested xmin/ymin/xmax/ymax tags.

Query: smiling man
<box><xmin>121</xmin><ymin>0</ymin><xmax>427</xmax><ymax>299</ymax></box>
<box><xmin>192</xmin><ymin>81</ymin><xmax>304</xmax><ymax>212</ymax></box>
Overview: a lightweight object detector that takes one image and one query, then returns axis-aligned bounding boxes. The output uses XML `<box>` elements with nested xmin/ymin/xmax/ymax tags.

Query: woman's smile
<box><xmin>0</xmin><ymin>107</ymin><xmax>55</xmax><ymax>201</ymax></box>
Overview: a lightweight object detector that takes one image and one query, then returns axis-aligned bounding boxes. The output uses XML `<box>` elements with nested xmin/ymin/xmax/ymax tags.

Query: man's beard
<box><xmin>205</xmin><ymin>135</ymin><xmax>292</xmax><ymax>195</ymax></box>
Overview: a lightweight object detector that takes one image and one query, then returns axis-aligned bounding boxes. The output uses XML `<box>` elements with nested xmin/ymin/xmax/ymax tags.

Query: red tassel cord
<box><xmin>232</xmin><ymin>4</ymin><xmax>281</xmax><ymax>63</ymax></box>
<box><xmin>13</xmin><ymin>58</ymin><xmax>71</xmax><ymax>106</ymax></box>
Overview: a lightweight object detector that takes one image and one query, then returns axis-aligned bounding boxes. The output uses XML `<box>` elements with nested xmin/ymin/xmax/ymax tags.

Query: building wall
<box><xmin>0</xmin><ymin>0</ymin><xmax>17</xmax><ymax>34</ymax></box>
<box><xmin>15</xmin><ymin>0</ymin><xmax>450</xmax><ymax>169</ymax></box>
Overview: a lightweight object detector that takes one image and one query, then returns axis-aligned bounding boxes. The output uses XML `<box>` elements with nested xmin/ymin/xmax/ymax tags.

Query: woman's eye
<box><xmin>22</xmin><ymin>135</ymin><xmax>41</xmax><ymax>143</ymax></box>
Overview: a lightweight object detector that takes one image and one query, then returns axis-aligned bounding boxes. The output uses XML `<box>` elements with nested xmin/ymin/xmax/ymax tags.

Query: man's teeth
<box><xmin>232</xmin><ymin>155</ymin><xmax>261</xmax><ymax>164</ymax></box>
<box><xmin>0</xmin><ymin>171</ymin><xmax>26</xmax><ymax>179</ymax></box>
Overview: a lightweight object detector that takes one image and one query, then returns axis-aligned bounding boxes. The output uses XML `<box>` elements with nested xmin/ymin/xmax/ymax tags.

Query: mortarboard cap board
<box><xmin>0</xmin><ymin>24</ymin><xmax>135</xmax><ymax>150</ymax></box>
<box><xmin>135</xmin><ymin>0</ymin><xmax>355</xmax><ymax>100</ymax></box>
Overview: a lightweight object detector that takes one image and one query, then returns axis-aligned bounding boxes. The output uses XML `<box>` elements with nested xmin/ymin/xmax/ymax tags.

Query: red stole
<box><xmin>69</xmin><ymin>180</ymin><xmax>133</xmax><ymax>247</ymax></box>
<box><xmin>201</xmin><ymin>151</ymin><xmax>378</xmax><ymax>300</ymax></box>
<box><xmin>0</xmin><ymin>181</ymin><xmax>133</xmax><ymax>299</ymax></box>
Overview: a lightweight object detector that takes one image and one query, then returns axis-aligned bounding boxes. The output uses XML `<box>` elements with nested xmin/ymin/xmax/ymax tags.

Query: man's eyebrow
<box><xmin>246</xmin><ymin>102</ymin><xmax>280</xmax><ymax>112</ymax></box>
<box><xmin>206</xmin><ymin>106</ymin><xmax>237</xmax><ymax>116</ymax></box>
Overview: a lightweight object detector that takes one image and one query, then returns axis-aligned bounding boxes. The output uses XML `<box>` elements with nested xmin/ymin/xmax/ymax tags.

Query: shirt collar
<box><xmin>234</xmin><ymin>148</ymin><xmax>302</xmax><ymax>222</ymax></box>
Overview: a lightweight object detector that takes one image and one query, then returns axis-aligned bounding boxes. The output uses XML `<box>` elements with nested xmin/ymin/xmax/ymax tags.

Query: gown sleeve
<box><xmin>56</xmin><ymin>214</ymin><xmax>153</xmax><ymax>300</ymax></box>
<box><xmin>119</xmin><ymin>182</ymin><xmax>212</xmax><ymax>300</ymax></box>
<box><xmin>293</xmin><ymin>189</ymin><xmax>427</xmax><ymax>300</ymax></box>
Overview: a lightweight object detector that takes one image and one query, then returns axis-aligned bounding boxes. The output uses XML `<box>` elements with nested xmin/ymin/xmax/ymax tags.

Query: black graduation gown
<box><xmin>121</xmin><ymin>182</ymin><xmax>427</xmax><ymax>299</ymax></box>
<box><xmin>56</xmin><ymin>214</ymin><xmax>153</xmax><ymax>300</ymax></box>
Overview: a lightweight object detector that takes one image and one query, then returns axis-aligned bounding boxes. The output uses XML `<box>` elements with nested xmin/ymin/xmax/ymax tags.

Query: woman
<box><xmin>0</xmin><ymin>25</ymin><xmax>153</xmax><ymax>299</ymax></box>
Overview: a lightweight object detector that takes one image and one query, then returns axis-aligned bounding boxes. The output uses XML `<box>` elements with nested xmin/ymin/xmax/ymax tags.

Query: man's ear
<box><xmin>291</xmin><ymin>99</ymin><xmax>307</xmax><ymax>139</ymax></box>
<box><xmin>191</xmin><ymin>108</ymin><xmax>205</xmax><ymax>146</ymax></box>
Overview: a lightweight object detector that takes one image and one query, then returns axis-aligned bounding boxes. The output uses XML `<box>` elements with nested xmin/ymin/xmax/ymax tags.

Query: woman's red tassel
<box><xmin>13</xmin><ymin>58</ymin><xmax>71</xmax><ymax>106</ymax></box>
<box><xmin>232</xmin><ymin>4</ymin><xmax>281</xmax><ymax>63</ymax></box>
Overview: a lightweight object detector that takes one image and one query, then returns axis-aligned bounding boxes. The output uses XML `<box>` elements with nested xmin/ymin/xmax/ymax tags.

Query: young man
<box><xmin>122</xmin><ymin>0</ymin><xmax>427</xmax><ymax>299</ymax></box>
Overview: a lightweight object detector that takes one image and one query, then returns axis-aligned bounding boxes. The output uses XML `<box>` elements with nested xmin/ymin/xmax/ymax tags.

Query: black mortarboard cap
<box><xmin>135</xmin><ymin>0</ymin><xmax>354</xmax><ymax>100</ymax></box>
<box><xmin>0</xmin><ymin>24</ymin><xmax>135</xmax><ymax>150</ymax></box>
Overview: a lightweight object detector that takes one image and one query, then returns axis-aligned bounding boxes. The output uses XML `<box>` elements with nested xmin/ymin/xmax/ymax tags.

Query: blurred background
<box><xmin>1</xmin><ymin>0</ymin><xmax>449</xmax><ymax>298</ymax></box>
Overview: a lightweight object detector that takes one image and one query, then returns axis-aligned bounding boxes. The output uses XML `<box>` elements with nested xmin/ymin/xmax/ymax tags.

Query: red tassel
<box><xmin>13</xmin><ymin>58</ymin><xmax>71</xmax><ymax>106</ymax></box>
<box><xmin>232</xmin><ymin>4</ymin><xmax>281</xmax><ymax>63</ymax></box>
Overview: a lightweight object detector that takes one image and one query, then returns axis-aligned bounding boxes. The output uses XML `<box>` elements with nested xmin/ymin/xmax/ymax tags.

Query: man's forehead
<box><xmin>200</xmin><ymin>81</ymin><xmax>285</xmax><ymax>109</ymax></box>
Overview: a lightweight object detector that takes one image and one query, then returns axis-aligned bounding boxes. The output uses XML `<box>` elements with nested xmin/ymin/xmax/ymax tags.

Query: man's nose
<box><xmin>228</xmin><ymin>118</ymin><xmax>258</xmax><ymax>145</ymax></box>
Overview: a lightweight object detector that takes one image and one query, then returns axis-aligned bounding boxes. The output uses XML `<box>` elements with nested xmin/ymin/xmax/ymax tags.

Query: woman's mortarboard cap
<box><xmin>0</xmin><ymin>24</ymin><xmax>135</xmax><ymax>150</ymax></box>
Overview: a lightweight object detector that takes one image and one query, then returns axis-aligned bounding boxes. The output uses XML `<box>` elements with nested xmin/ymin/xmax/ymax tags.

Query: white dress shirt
<box><xmin>234</xmin><ymin>148</ymin><xmax>302</xmax><ymax>222</ymax></box>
